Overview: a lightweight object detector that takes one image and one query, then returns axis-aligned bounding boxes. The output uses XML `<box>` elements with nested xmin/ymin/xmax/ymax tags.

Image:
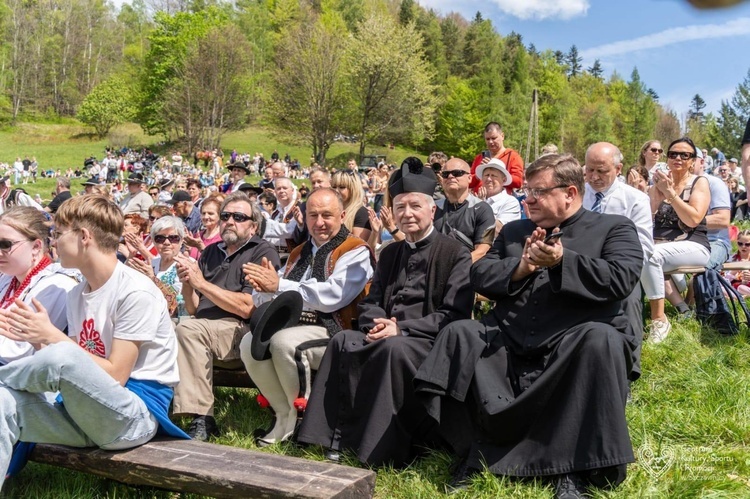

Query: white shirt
<box><xmin>254</xmin><ymin>244</ymin><xmax>374</xmax><ymax>314</ymax></box>
<box><xmin>485</xmin><ymin>190</ymin><xmax>521</xmax><ymax>225</ymax></box>
<box><xmin>67</xmin><ymin>263</ymin><xmax>179</xmax><ymax>386</ymax></box>
<box><xmin>583</xmin><ymin>181</ymin><xmax>654</xmax><ymax>260</ymax></box>
<box><xmin>0</xmin><ymin>264</ymin><xmax>78</xmax><ymax>364</ymax></box>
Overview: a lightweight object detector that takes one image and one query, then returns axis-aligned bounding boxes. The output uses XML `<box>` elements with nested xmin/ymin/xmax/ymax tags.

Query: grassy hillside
<box><xmin>0</xmin><ymin>122</ymin><xmax>421</xmax><ymax>173</ymax></box>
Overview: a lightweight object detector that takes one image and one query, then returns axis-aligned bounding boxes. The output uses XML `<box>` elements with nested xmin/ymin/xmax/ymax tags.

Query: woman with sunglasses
<box><xmin>643</xmin><ymin>137</ymin><xmax>711</xmax><ymax>342</ymax></box>
<box><xmin>0</xmin><ymin>207</ymin><xmax>77</xmax><ymax>364</ymax></box>
<box><xmin>723</xmin><ymin>229</ymin><xmax>750</xmax><ymax>296</ymax></box>
<box><xmin>127</xmin><ymin>216</ymin><xmax>186</xmax><ymax>317</ymax></box>
<box><xmin>184</xmin><ymin>196</ymin><xmax>223</xmax><ymax>260</ymax></box>
<box><xmin>331</xmin><ymin>170</ymin><xmax>371</xmax><ymax>242</ymax></box>
<box><xmin>638</xmin><ymin>139</ymin><xmax>667</xmax><ymax>179</ymax></box>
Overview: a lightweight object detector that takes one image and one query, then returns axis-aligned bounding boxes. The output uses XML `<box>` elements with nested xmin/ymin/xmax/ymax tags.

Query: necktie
<box><xmin>591</xmin><ymin>192</ymin><xmax>605</xmax><ymax>213</ymax></box>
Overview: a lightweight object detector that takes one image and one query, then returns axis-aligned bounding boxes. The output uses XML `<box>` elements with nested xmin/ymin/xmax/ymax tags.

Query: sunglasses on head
<box><xmin>0</xmin><ymin>239</ymin><xmax>27</xmax><ymax>251</ymax></box>
<box><xmin>667</xmin><ymin>151</ymin><xmax>695</xmax><ymax>161</ymax></box>
<box><xmin>440</xmin><ymin>169</ymin><xmax>470</xmax><ymax>179</ymax></box>
<box><xmin>220</xmin><ymin>211</ymin><xmax>252</xmax><ymax>223</ymax></box>
<box><xmin>649</xmin><ymin>147</ymin><xmax>663</xmax><ymax>154</ymax></box>
<box><xmin>153</xmin><ymin>234</ymin><xmax>181</xmax><ymax>244</ymax></box>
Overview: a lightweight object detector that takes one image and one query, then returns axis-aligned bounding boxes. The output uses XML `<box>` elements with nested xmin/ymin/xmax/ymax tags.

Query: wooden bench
<box><xmin>665</xmin><ymin>261</ymin><xmax>750</xmax><ymax>276</ymax></box>
<box><xmin>30</xmin><ymin>438</ymin><xmax>376</xmax><ymax>499</ymax></box>
<box><xmin>213</xmin><ymin>366</ymin><xmax>256</xmax><ymax>389</ymax></box>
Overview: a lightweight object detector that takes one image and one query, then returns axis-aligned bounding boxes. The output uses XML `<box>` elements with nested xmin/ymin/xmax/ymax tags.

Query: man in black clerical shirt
<box><xmin>298</xmin><ymin>158</ymin><xmax>474</xmax><ymax>466</ymax></box>
<box><xmin>415</xmin><ymin>154</ymin><xmax>643</xmax><ymax>498</ymax></box>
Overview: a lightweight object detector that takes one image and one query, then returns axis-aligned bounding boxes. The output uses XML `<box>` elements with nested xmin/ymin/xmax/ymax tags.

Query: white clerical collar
<box><xmin>405</xmin><ymin>226</ymin><xmax>435</xmax><ymax>249</ymax></box>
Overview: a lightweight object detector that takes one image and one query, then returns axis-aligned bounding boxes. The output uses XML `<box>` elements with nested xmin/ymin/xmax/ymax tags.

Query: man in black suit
<box><xmin>415</xmin><ymin>154</ymin><xmax>644</xmax><ymax>498</ymax></box>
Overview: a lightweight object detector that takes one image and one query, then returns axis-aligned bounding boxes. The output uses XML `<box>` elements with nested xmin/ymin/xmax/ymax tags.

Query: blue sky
<box><xmin>420</xmin><ymin>0</ymin><xmax>750</xmax><ymax>120</ymax></box>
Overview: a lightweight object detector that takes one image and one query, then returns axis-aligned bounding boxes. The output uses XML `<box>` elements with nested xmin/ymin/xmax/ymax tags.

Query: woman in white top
<box><xmin>0</xmin><ymin>207</ymin><xmax>77</xmax><ymax>364</ymax></box>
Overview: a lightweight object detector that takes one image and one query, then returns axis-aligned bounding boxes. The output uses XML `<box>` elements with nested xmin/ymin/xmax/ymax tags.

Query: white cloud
<box><xmin>419</xmin><ymin>0</ymin><xmax>589</xmax><ymax>21</ymax></box>
<box><xmin>581</xmin><ymin>17</ymin><xmax>750</xmax><ymax>60</ymax></box>
<box><xmin>488</xmin><ymin>0</ymin><xmax>589</xmax><ymax>20</ymax></box>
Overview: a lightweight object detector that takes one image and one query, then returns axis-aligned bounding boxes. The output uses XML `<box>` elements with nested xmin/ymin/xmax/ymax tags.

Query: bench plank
<box><xmin>30</xmin><ymin>438</ymin><xmax>375</xmax><ymax>499</ymax></box>
<box><xmin>213</xmin><ymin>367</ymin><xmax>256</xmax><ymax>389</ymax></box>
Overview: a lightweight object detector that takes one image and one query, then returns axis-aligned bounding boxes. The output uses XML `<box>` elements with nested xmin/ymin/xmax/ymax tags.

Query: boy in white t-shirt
<box><xmin>0</xmin><ymin>194</ymin><xmax>187</xmax><ymax>488</ymax></box>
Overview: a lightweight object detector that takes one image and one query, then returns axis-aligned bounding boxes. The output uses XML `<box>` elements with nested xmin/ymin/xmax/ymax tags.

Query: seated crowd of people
<box><xmin>1</xmin><ymin>119</ymin><xmax>750</xmax><ymax>499</ymax></box>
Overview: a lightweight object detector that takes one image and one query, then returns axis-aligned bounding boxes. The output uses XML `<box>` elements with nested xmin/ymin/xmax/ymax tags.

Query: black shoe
<box><xmin>552</xmin><ymin>473</ymin><xmax>588</xmax><ymax>499</ymax></box>
<box><xmin>186</xmin><ymin>415</ymin><xmax>219</xmax><ymax>441</ymax></box>
<box><xmin>253</xmin><ymin>415</ymin><xmax>277</xmax><ymax>440</ymax></box>
<box><xmin>445</xmin><ymin>457</ymin><xmax>476</xmax><ymax>494</ymax></box>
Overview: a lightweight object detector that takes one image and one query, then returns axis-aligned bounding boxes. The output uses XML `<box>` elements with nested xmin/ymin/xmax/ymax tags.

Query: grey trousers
<box><xmin>0</xmin><ymin>342</ymin><xmax>157</xmax><ymax>488</ymax></box>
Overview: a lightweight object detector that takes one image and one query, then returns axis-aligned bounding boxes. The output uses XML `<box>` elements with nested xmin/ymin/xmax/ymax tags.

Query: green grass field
<box><xmin>0</xmin><ymin>122</ymin><xmax>420</xmax><ymax>174</ymax></box>
<box><xmin>4</xmin><ymin>319</ymin><xmax>750</xmax><ymax>498</ymax></box>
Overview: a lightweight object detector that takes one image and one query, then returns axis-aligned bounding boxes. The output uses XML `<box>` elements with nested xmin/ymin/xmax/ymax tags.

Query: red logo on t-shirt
<box><xmin>78</xmin><ymin>318</ymin><xmax>106</xmax><ymax>357</ymax></box>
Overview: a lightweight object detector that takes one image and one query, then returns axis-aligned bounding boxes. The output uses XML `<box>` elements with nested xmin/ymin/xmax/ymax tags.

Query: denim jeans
<box><xmin>0</xmin><ymin>342</ymin><xmax>157</xmax><ymax>488</ymax></box>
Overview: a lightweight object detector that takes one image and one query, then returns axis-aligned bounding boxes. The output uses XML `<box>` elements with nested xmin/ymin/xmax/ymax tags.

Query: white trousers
<box><xmin>641</xmin><ymin>241</ymin><xmax>710</xmax><ymax>300</ymax></box>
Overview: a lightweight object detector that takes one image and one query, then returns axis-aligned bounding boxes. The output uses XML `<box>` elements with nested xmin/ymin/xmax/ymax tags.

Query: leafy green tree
<box><xmin>689</xmin><ymin>94</ymin><xmax>707</xmax><ymax>123</ymax></box>
<box><xmin>398</xmin><ymin>0</ymin><xmax>415</xmax><ymax>25</ymax></box>
<box><xmin>432</xmin><ymin>76</ymin><xmax>484</xmax><ymax>158</ymax></box>
<box><xmin>77</xmin><ymin>77</ymin><xmax>135</xmax><ymax>137</ymax></box>
<box><xmin>345</xmin><ymin>14</ymin><xmax>438</xmax><ymax>156</ymax></box>
<box><xmin>264</xmin><ymin>21</ymin><xmax>348</xmax><ymax>165</ymax></box>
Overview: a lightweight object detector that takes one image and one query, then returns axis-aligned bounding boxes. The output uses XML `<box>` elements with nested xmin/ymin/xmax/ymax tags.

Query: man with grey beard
<box><xmin>170</xmin><ymin>192</ymin><xmax>281</xmax><ymax>441</ymax></box>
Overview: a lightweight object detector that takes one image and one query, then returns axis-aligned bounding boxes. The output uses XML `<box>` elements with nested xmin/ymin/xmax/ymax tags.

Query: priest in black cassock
<box><xmin>297</xmin><ymin>157</ymin><xmax>474</xmax><ymax>466</ymax></box>
<box><xmin>414</xmin><ymin>154</ymin><xmax>644</xmax><ymax>498</ymax></box>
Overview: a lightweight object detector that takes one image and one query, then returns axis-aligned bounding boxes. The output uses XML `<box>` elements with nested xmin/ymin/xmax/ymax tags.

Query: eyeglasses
<box><xmin>440</xmin><ymin>170</ymin><xmax>470</xmax><ymax>179</ymax></box>
<box><xmin>649</xmin><ymin>148</ymin><xmax>664</xmax><ymax>154</ymax></box>
<box><xmin>0</xmin><ymin>239</ymin><xmax>30</xmax><ymax>253</ymax></box>
<box><xmin>220</xmin><ymin>211</ymin><xmax>253</xmax><ymax>223</ymax></box>
<box><xmin>667</xmin><ymin>151</ymin><xmax>695</xmax><ymax>161</ymax></box>
<box><xmin>153</xmin><ymin>234</ymin><xmax>182</xmax><ymax>244</ymax></box>
<box><xmin>522</xmin><ymin>185</ymin><xmax>568</xmax><ymax>199</ymax></box>
<box><xmin>737</xmin><ymin>242</ymin><xmax>750</xmax><ymax>247</ymax></box>
<box><xmin>50</xmin><ymin>229</ymin><xmax>78</xmax><ymax>241</ymax></box>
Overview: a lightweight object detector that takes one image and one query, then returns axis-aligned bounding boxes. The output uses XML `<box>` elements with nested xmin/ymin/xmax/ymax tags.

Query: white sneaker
<box><xmin>649</xmin><ymin>319</ymin><xmax>671</xmax><ymax>344</ymax></box>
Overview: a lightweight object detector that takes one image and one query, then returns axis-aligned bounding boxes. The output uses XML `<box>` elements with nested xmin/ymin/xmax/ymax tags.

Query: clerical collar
<box><xmin>558</xmin><ymin>207</ymin><xmax>586</xmax><ymax>229</ymax></box>
<box><xmin>405</xmin><ymin>226</ymin><xmax>435</xmax><ymax>249</ymax></box>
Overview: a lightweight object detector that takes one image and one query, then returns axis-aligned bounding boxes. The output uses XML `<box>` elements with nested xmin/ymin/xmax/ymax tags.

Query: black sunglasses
<box><xmin>440</xmin><ymin>169</ymin><xmax>470</xmax><ymax>179</ymax></box>
<box><xmin>667</xmin><ymin>151</ymin><xmax>695</xmax><ymax>161</ymax></box>
<box><xmin>649</xmin><ymin>147</ymin><xmax>663</xmax><ymax>154</ymax></box>
<box><xmin>0</xmin><ymin>239</ymin><xmax>27</xmax><ymax>251</ymax></box>
<box><xmin>220</xmin><ymin>211</ymin><xmax>252</xmax><ymax>223</ymax></box>
<box><xmin>153</xmin><ymin>234</ymin><xmax>181</xmax><ymax>244</ymax></box>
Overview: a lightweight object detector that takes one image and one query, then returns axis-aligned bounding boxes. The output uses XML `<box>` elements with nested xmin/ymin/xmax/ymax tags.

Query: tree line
<box><xmin>1</xmin><ymin>0</ymin><xmax>746</xmax><ymax>165</ymax></box>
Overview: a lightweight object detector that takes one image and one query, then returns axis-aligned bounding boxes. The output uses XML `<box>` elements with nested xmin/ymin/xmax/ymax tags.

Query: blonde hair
<box><xmin>331</xmin><ymin>170</ymin><xmax>365</xmax><ymax>231</ymax></box>
<box><xmin>0</xmin><ymin>206</ymin><xmax>51</xmax><ymax>251</ymax></box>
<box><xmin>54</xmin><ymin>194</ymin><xmax>123</xmax><ymax>253</ymax></box>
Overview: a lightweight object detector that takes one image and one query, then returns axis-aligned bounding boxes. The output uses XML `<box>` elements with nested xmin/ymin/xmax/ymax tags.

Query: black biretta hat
<box><xmin>388</xmin><ymin>157</ymin><xmax>438</xmax><ymax>198</ymax></box>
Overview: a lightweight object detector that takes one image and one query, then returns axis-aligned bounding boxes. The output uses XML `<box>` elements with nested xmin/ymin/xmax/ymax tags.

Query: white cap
<box><xmin>475</xmin><ymin>158</ymin><xmax>512</xmax><ymax>186</ymax></box>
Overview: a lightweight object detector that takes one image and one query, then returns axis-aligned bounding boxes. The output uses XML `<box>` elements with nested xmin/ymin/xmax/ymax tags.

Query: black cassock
<box><xmin>297</xmin><ymin>230</ymin><xmax>474</xmax><ymax>466</ymax></box>
<box><xmin>415</xmin><ymin>208</ymin><xmax>643</xmax><ymax>478</ymax></box>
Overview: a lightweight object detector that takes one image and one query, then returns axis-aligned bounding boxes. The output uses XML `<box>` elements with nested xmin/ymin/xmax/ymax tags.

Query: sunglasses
<box><xmin>149</xmin><ymin>192</ymin><xmax>159</xmax><ymax>196</ymax></box>
<box><xmin>440</xmin><ymin>169</ymin><xmax>470</xmax><ymax>179</ymax></box>
<box><xmin>0</xmin><ymin>239</ymin><xmax>28</xmax><ymax>252</ymax></box>
<box><xmin>220</xmin><ymin>211</ymin><xmax>252</xmax><ymax>223</ymax></box>
<box><xmin>667</xmin><ymin>151</ymin><xmax>695</xmax><ymax>161</ymax></box>
<box><xmin>153</xmin><ymin>234</ymin><xmax>181</xmax><ymax>244</ymax></box>
<box><xmin>738</xmin><ymin>242</ymin><xmax>750</xmax><ymax>247</ymax></box>
<box><xmin>649</xmin><ymin>148</ymin><xmax>663</xmax><ymax>154</ymax></box>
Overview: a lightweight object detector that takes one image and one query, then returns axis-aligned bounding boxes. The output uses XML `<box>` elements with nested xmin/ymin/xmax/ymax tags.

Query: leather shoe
<box><xmin>552</xmin><ymin>473</ymin><xmax>589</xmax><ymax>499</ymax></box>
<box><xmin>186</xmin><ymin>415</ymin><xmax>219</xmax><ymax>441</ymax></box>
<box><xmin>445</xmin><ymin>457</ymin><xmax>476</xmax><ymax>494</ymax></box>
